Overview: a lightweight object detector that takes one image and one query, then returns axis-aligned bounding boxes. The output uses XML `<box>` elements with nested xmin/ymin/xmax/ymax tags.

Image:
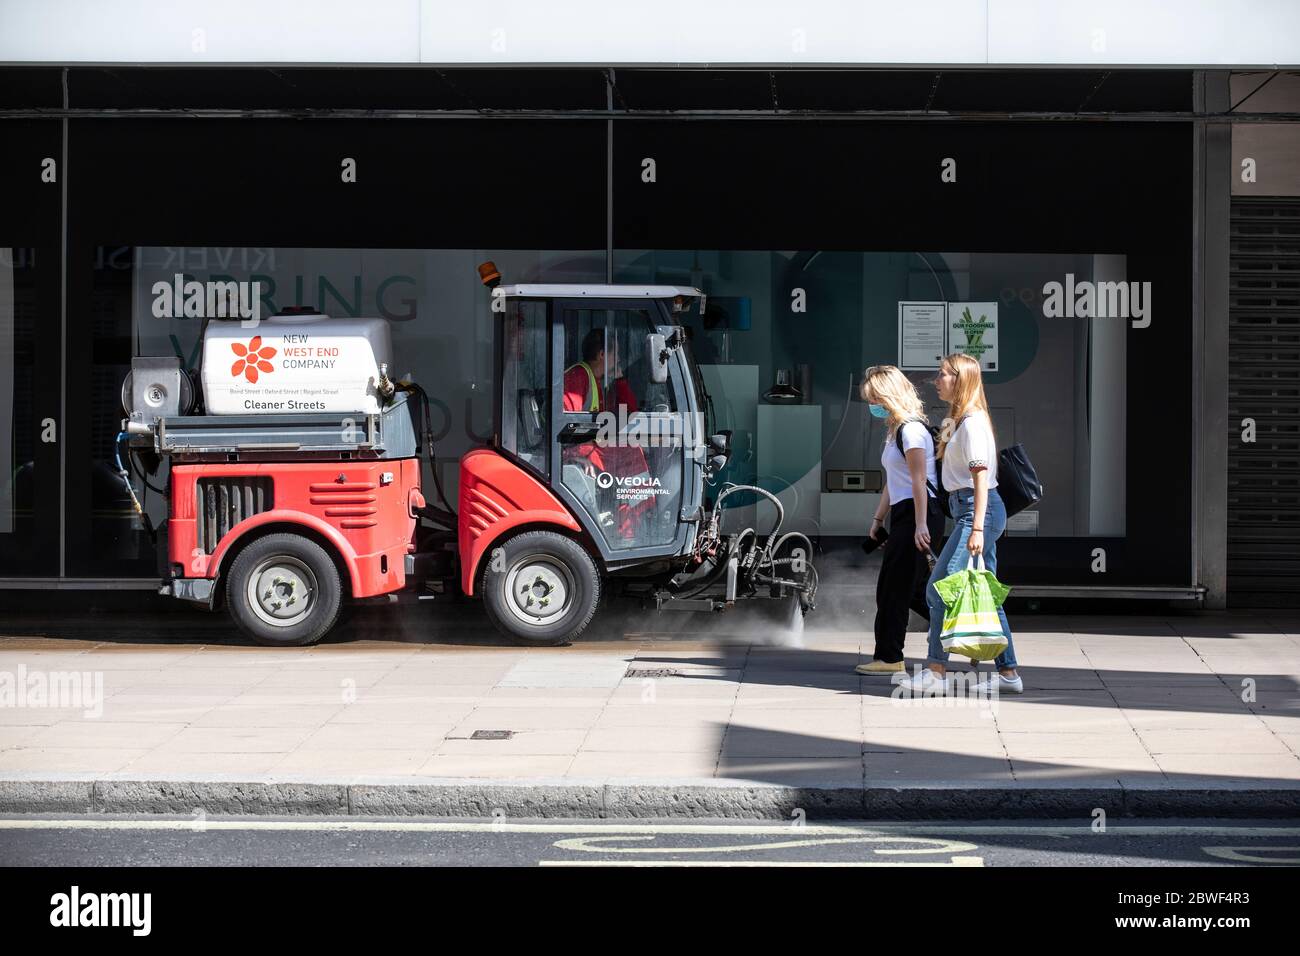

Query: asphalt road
<box><xmin>1</xmin><ymin>816</ymin><xmax>1298</xmax><ymax>867</ymax></box>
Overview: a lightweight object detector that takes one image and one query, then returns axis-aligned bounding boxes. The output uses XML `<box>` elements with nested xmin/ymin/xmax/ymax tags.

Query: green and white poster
<box><xmin>947</xmin><ymin>301</ymin><xmax>999</xmax><ymax>372</ymax></box>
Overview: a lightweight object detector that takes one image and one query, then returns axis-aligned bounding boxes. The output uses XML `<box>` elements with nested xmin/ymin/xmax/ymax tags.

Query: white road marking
<box><xmin>1203</xmin><ymin>845</ymin><xmax>1300</xmax><ymax>863</ymax></box>
<box><xmin>0</xmin><ymin>819</ymin><xmax>1297</xmax><ymax>837</ymax></box>
<box><xmin>538</xmin><ymin>858</ymin><xmax>986</xmax><ymax>867</ymax></box>
<box><xmin>550</xmin><ymin>834</ymin><xmax>979</xmax><ymax>854</ymax></box>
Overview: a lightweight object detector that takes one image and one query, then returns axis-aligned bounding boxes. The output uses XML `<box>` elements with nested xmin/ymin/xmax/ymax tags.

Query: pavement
<box><xmin>1</xmin><ymin>584</ymin><xmax>1299</xmax><ymax>819</ymax></box>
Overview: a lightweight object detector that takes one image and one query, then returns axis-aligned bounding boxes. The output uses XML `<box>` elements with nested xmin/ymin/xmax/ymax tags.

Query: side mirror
<box><xmin>704</xmin><ymin>431</ymin><xmax>731</xmax><ymax>477</ymax></box>
<box><xmin>647</xmin><ymin>333</ymin><xmax>668</xmax><ymax>384</ymax></box>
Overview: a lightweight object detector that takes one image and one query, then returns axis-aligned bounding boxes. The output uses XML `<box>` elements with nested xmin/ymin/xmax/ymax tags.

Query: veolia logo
<box><xmin>597</xmin><ymin>472</ymin><xmax>662</xmax><ymax>489</ymax></box>
<box><xmin>231</xmin><ymin>336</ymin><xmax>277</xmax><ymax>383</ymax></box>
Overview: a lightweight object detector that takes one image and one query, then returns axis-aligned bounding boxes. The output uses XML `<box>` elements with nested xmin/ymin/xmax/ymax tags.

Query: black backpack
<box><xmin>895</xmin><ymin>419</ymin><xmax>1043</xmax><ymax>519</ymax></box>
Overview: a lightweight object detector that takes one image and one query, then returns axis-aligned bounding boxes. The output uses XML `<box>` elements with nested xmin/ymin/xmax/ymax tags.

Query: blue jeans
<box><xmin>925</xmin><ymin>486</ymin><xmax>1018</xmax><ymax>670</ymax></box>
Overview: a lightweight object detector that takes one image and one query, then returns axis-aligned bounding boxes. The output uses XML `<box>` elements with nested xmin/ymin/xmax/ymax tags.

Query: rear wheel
<box><xmin>481</xmin><ymin>530</ymin><xmax>600</xmax><ymax>645</ymax></box>
<box><xmin>226</xmin><ymin>533</ymin><xmax>342</xmax><ymax>646</ymax></box>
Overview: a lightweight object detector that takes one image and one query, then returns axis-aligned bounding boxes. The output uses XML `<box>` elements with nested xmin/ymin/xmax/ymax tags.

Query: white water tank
<box><xmin>201</xmin><ymin>311</ymin><xmax>393</xmax><ymax>415</ymax></box>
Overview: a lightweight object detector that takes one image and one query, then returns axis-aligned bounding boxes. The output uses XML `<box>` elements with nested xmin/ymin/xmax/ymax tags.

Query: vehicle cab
<box><xmin>462</xmin><ymin>281</ymin><xmax>717</xmax><ymax>587</ymax></box>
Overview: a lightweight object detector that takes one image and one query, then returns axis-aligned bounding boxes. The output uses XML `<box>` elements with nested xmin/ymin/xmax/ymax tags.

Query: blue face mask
<box><xmin>868</xmin><ymin>403</ymin><xmax>889</xmax><ymax>419</ymax></box>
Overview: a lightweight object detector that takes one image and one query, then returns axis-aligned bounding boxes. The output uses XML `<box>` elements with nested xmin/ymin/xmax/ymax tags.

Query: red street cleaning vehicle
<box><xmin>118</xmin><ymin>262</ymin><xmax>817</xmax><ymax>646</ymax></box>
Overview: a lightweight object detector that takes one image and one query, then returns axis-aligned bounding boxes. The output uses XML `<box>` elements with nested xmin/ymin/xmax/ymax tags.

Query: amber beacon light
<box><xmin>477</xmin><ymin>260</ymin><xmax>502</xmax><ymax>289</ymax></box>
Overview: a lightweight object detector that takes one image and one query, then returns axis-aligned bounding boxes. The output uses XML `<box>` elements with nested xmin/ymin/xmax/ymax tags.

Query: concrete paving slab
<box><xmin>590</xmin><ymin>703</ymin><xmax>735</xmax><ymax>727</ymax></box>
<box><xmin>190</xmin><ymin>704</ymin><xmax>346</xmax><ymax>728</ymax></box>
<box><xmin>272</xmin><ymin>750</ymin><xmax>432</xmax><ymax>775</ymax></box>
<box><xmin>721</xmin><ymin>729</ymin><xmax>862</xmax><ymax>759</ymax></box>
<box><xmin>1154</xmin><ymin>752</ymin><xmax>1300</xmax><ymax>783</ymax></box>
<box><xmin>717</xmin><ymin>757</ymin><xmax>864</xmax><ymax>787</ymax></box>
<box><xmin>0</xmin><ymin>747</ymin><xmax>150</xmax><ymax>773</ymax></box>
<box><xmin>567</xmin><ymin>752</ymin><xmax>717</xmax><ymax>778</ymax></box>
<box><xmin>999</xmin><ymin>731</ymin><xmax>1148</xmax><ymax>759</ymax></box>
<box><xmin>1137</xmin><ymin>728</ymin><xmax>1294</xmax><ymax>756</ymax></box>
<box><xmin>582</xmin><ymin>725</ymin><xmax>724</xmax><ymax>753</ymax></box>
<box><xmin>450</xmin><ymin>707</ymin><xmax>606</xmax><ymax>732</ymax></box>
<box><xmin>418</xmin><ymin>755</ymin><xmax>578</xmax><ymax>777</ymax></box>
<box><xmin>296</xmin><ymin>722</ymin><xmax>455</xmax><ymax>751</ymax></box>
<box><xmin>152</xmin><ymin>727</ymin><xmax>317</xmax><ymax>754</ymax></box>
<box><xmin>1008</xmin><ymin>754</ymin><xmax>1165</xmax><ymax>785</ymax></box>
<box><xmin>435</xmin><ymin>730</ymin><xmax>588</xmax><ymax>756</ymax></box>
<box><xmin>25</xmin><ymin>721</ymin><xmax>187</xmax><ymax>750</ymax></box>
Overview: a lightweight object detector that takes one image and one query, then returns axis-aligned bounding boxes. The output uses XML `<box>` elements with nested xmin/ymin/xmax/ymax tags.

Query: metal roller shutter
<box><xmin>1228</xmin><ymin>198</ymin><xmax>1300</xmax><ymax>607</ymax></box>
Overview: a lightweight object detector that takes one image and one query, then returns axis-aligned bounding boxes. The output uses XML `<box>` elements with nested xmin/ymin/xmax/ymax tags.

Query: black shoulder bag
<box><xmin>995</xmin><ymin>443</ymin><xmax>1043</xmax><ymax>517</ymax></box>
<box><xmin>895</xmin><ymin>418</ymin><xmax>1044</xmax><ymax>519</ymax></box>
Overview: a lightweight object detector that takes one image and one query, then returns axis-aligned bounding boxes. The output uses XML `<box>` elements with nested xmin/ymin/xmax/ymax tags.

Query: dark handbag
<box><xmin>995</xmin><ymin>443</ymin><xmax>1043</xmax><ymax>517</ymax></box>
<box><xmin>894</xmin><ymin>420</ymin><xmax>950</xmax><ymax>518</ymax></box>
<box><xmin>896</xmin><ymin>420</ymin><xmax>1042</xmax><ymax>519</ymax></box>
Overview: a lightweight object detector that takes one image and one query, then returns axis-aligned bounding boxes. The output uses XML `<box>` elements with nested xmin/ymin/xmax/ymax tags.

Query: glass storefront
<box><xmin>615</xmin><ymin>249</ymin><xmax>1129</xmax><ymax>543</ymax></box>
<box><xmin>88</xmin><ymin>243</ymin><xmax>1141</xmax><ymax>579</ymax></box>
<box><xmin>0</xmin><ymin>103</ymin><xmax>1197</xmax><ymax>591</ymax></box>
<box><xmin>0</xmin><ymin>247</ymin><xmax>35</xmax><ymax>561</ymax></box>
<box><xmin>0</xmin><ymin>117</ymin><xmax>61</xmax><ymax>578</ymax></box>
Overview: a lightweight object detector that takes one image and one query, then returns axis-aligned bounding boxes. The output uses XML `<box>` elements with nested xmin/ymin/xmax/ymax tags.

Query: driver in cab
<box><xmin>562</xmin><ymin>329</ymin><xmax>655</xmax><ymax>538</ymax></box>
<box><xmin>563</xmin><ymin>329</ymin><xmax>639</xmax><ymax>419</ymax></box>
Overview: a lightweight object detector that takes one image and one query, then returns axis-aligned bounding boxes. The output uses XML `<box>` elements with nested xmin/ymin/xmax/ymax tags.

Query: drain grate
<box><xmin>469</xmin><ymin>730</ymin><xmax>515</xmax><ymax>740</ymax></box>
<box><xmin>625</xmin><ymin>667</ymin><xmax>682</xmax><ymax>679</ymax></box>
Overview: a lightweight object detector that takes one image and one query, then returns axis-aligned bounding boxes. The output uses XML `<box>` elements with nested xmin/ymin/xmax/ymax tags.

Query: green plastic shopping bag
<box><xmin>932</xmin><ymin>553</ymin><xmax>1011</xmax><ymax>661</ymax></box>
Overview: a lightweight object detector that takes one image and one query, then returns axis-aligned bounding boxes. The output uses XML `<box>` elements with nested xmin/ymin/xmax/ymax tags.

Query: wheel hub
<box><xmin>504</xmin><ymin>558</ymin><xmax>573</xmax><ymax>626</ymax></box>
<box><xmin>248</xmin><ymin>558</ymin><xmax>316</xmax><ymax>627</ymax></box>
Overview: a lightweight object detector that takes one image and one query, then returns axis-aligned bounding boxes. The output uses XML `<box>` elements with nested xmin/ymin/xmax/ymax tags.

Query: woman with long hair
<box><xmin>855</xmin><ymin>366</ymin><xmax>945</xmax><ymax>675</ymax></box>
<box><xmin>899</xmin><ymin>353</ymin><xmax>1024</xmax><ymax>694</ymax></box>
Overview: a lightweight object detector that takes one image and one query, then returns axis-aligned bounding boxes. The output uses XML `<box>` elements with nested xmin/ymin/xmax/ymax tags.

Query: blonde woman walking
<box><xmin>855</xmin><ymin>366</ymin><xmax>945</xmax><ymax>676</ymax></box>
<box><xmin>899</xmin><ymin>353</ymin><xmax>1023</xmax><ymax>695</ymax></box>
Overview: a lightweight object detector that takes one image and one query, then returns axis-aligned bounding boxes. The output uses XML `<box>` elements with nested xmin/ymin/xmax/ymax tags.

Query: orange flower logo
<box><xmin>231</xmin><ymin>336</ymin><xmax>277</xmax><ymax>383</ymax></box>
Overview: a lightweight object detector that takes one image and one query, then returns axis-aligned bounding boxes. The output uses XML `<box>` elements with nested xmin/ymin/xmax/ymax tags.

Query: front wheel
<box><xmin>481</xmin><ymin>531</ymin><xmax>600</xmax><ymax>645</ymax></box>
<box><xmin>226</xmin><ymin>533</ymin><xmax>343</xmax><ymax>646</ymax></box>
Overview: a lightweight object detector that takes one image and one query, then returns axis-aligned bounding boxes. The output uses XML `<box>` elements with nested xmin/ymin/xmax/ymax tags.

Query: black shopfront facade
<box><xmin>0</xmin><ymin>67</ymin><xmax>1233</xmax><ymax>606</ymax></box>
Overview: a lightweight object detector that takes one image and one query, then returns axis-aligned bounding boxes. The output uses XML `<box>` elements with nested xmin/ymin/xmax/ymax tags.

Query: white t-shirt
<box><xmin>941</xmin><ymin>412</ymin><xmax>999</xmax><ymax>491</ymax></box>
<box><xmin>881</xmin><ymin>421</ymin><xmax>938</xmax><ymax>504</ymax></box>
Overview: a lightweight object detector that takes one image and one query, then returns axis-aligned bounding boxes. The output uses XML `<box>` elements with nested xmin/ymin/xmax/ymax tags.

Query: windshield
<box><xmin>677</xmin><ymin>326</ymin><xmax>714</xmax><ymax>440</ymax></box>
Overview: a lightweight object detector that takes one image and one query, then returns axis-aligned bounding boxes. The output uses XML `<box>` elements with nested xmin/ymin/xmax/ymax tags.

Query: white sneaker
<box><xmin>977</xmin><ymin>672</ymin><xmax>1024</xmax><ymax>695</ymax></box>
<box><xmin>894</xmin><ymin>668</ymin><xmax>949</xmax><ymax>696</ymax></box>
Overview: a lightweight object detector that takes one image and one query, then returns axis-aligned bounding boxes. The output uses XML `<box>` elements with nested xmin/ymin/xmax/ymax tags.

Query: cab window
<box><xmin>499</xmin><ymin>299</ymin><xmax>548</xmax><ymax>472</ymax></box>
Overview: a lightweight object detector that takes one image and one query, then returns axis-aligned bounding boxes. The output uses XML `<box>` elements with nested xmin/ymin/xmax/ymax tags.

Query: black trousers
<box><xmin>873</xmin><ymin>497</ymin><xmax>946</xmax><ymax>663</ymax></box>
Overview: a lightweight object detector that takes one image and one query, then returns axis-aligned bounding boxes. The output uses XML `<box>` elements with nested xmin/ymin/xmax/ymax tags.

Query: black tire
<box><xmin>225</xmin><ymin>533</ymin><xmax>342</xmax><ymax>646</ymax></box>
<box><xmin>481</xmin><ymin>530</ymin><xmax>601</xmax><ymax>645</ymax></box>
